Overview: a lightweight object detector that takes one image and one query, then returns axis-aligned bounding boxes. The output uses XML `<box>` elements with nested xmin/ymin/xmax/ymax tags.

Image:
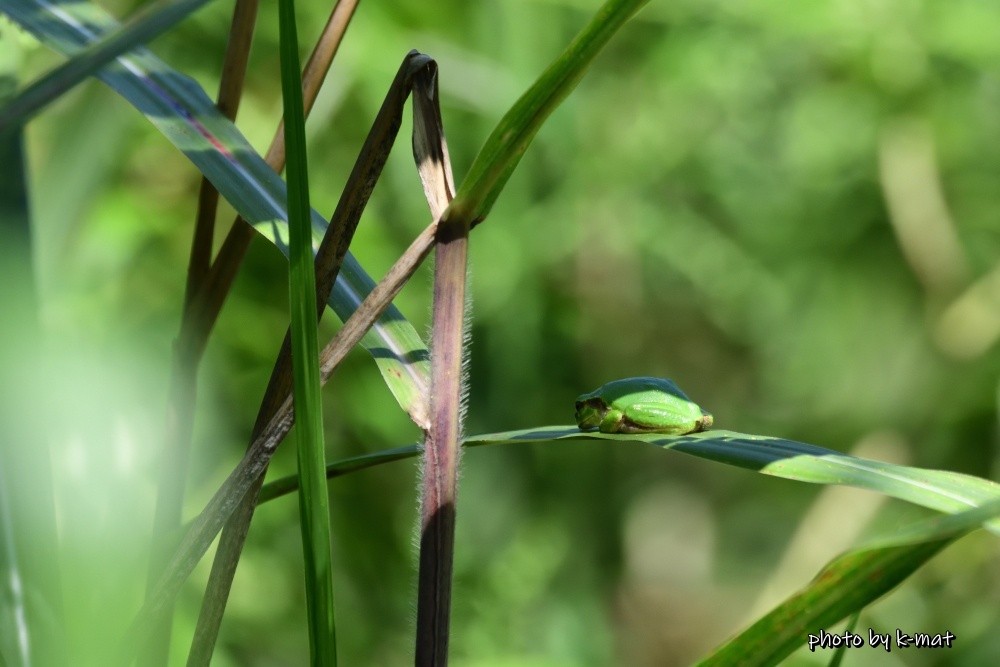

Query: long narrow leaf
<box><xmin>1</xmin><ymin>0</ymin><xmax>432</xmax><ymax>428</ymax></box>
<box><xmin>0</xmin><ymin>0</ymin><xmax>214</xmax><ymax>127</ymax></box>
<box><xmin>258</xmin><ymin>428</ymin><xmax>1000</xmax><ymax>534</ymax></box>
<box><xmin>698</xmin><ymin>499</ymin><xmax>1000</xmax><ymax>666</ymax></box>
<box><xmin>278</xmin><ymin>0</ymin><xmax>336</xmax><ymax>661</ymax></box>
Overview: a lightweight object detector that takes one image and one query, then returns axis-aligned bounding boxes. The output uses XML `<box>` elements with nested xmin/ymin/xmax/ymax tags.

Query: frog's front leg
<box><xmin>598</xmin><ymin>408</ymin><xmax>626</xmax><ymax>433</ymax></box>
<box><xmin>621</xmin><ymin>402</ymin><xmax>706</xmax><ymax>435</ymax></box>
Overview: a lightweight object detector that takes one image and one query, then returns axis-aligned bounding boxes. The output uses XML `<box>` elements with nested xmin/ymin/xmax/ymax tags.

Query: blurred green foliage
<box><xmin>12</xmin><ymin>0</ymin><xmax>1000</xmax><ymax>664</ymax></box>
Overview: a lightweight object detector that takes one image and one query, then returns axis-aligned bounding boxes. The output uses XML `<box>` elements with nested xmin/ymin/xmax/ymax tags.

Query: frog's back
<box><xmin>600</xmin><ymin>377</ymin><xmax>691</xmax><ymax>403</ymax></box>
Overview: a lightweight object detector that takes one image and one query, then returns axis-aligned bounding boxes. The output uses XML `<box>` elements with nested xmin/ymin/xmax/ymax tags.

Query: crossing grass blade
<box><xmin>278</xmin><ymin>0</ymin><xmax>337</xmax><ymax>661</ymax></box>
<box><xmin>0</xmin><ymin>0</ymin><xmax>216</xmax><ymax>128</ymax></box>
<box><xmin>1</xmin><ymin>0</ymin><xmax>432</xmax><ymax>428</ymax></box>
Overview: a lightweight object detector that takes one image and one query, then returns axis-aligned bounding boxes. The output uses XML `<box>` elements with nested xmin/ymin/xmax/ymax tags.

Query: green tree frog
<box><xmin>575</xmin><ymin>377</ymin><xmax>713</xmax><ymax>435</ymax></box>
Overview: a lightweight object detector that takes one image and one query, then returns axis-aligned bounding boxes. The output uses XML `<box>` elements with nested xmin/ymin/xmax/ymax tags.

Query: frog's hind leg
<box><xmin>621</xmin><ymin>402</ymin><xmax>701</xmax><ymax>435</ymax></box>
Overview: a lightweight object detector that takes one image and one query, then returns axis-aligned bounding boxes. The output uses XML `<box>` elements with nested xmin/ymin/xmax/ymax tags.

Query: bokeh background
<box><xmin>10</xmin><ymin>0</ymin><xmax>1000</xmax><ymax>664</ymax></box>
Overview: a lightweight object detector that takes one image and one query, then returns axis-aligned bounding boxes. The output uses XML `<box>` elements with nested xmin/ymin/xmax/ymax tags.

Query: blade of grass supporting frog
<box><xmin>696</xmin><ymin>499</ymin><xmax>1000</xmax><ymax>667</ymax></box>
<box><xmin>256</xmin><ymin>428</ymin><xmax>1000</xmax><ymax>534</ymax></box>
<box><xmin>278</xmin><ymin>0</ymin><xmax>337</xmax><ymax>661</ymax></box>
<box><xmin>186</xmin><ymin>52</ymin><xmax>439</xmax><ymax>667</ymax></box>
<box><xmin>144</xmin><ymin>5</ymin><xmax>258</xmax><ymax>666</ymax></box>
<box><xmin>473</xmin><ymin>429</ymin><xmax>1000</xmax><ymax>531</ymax></box>
<box><xmin>252</xmin><ymin>433</ymin><xmax>1000</xmax><ymax>665</ymax></box>
<box><xmin>1</xmin><ymin>0</ymin><xmax>431</xmax><ymax>428</ymax></box>
<box><xmin>0</xmin><ymin>39</ymin><xmax>66</xmax><ymax>666</ymax></box>
<box><xmin>257</xmin><ymin>444</ymin><xmax>423</xmax><ymax>504</ymax></box>
<box><xmin>251</xmin><ymin>438</ymin><xmax>1000</xmax><ymax>667</ymax></box>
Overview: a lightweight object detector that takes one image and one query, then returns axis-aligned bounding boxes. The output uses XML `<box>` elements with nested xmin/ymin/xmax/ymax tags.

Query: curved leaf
<box><xmin>259</xmin><ymin>427</ymin><xmax>1000</xmax><ymax>535</ymax></box>
<box><xmin>1</xmin><ymin>0</ymin><xmax>431</xmax><ymax>425</ymax></box>
<box><xmin>698</xmin><ymin>499</ymin><xmax>1000</xmax><ymax>666</ymax></box>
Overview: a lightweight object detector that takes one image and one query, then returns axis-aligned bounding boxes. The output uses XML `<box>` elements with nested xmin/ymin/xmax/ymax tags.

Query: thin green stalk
<box><xmin>278</xmin><ymin>0</ymin><xmax>336</xmax><ymax>661</ymax></box>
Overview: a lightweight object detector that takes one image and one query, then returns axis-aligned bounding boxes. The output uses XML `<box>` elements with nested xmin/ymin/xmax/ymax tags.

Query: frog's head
<box><xmin>574</xmin><ymin>398</ymin><xmax>607</xmax><ymax>430</ymax></box>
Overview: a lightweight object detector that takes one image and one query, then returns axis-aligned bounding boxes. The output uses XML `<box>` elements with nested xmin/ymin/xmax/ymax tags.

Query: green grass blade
<box><xmin>258</xmin><ymin>428</ymin><xmax>1000</xmax><ymax>533</ymax></box>
<box><xmin>476</xmin><ymin>428</ymin><xmax>1000</xmax><ymax>530</ymax></box>
<box><xmin>2</xmin><ymin>0</ymin><xmax>431</xmax><ymax>427</ymax></box>
<box><xmin>446</xmin><ymin>0</ymin><xmax>650</xmax><ymax>226</ymax></box>
<box><xmin>697</xmin><ymin>499</ymin><xmax>1000</xmax><ymax>666</ymax></box>
<box><xmin>278</xmin><ymin>0</ymin><xmax>337</xmax><ymax>661</ymax></box>
<box><xmin>0</xmin><ymin>0</ymin><xmax>214</xmax><ymax>128</ymax></box>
